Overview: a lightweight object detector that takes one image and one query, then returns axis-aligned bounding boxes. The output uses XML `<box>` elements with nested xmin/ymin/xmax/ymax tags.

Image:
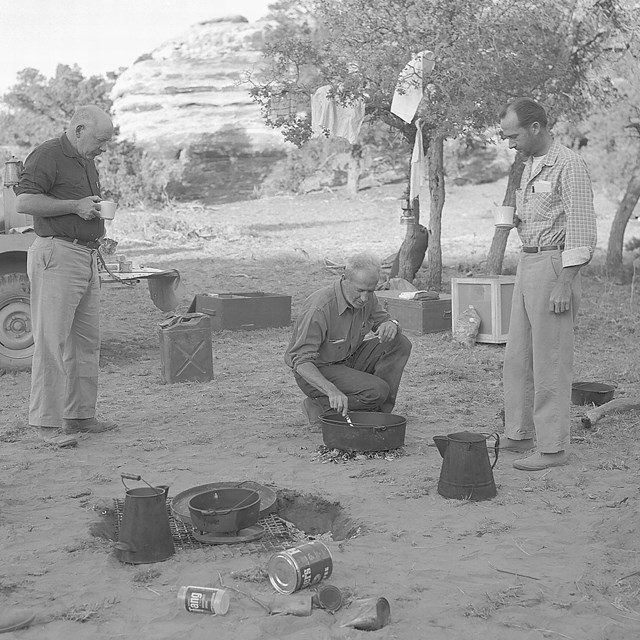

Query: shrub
<box><xmin>97</xmin><ymin>140</ymin><xmax>181</xmax><ymax>208</ymax></box>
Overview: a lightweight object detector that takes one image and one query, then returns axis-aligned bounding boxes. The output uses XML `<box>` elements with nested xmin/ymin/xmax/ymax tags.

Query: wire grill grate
<box><xmin>113</xmin><ymin>498</ymin><xmax>304</xmax><ymax>554</ymax></box>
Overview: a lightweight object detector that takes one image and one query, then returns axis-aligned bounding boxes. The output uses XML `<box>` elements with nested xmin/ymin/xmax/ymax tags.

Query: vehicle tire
<box><xmin>0</xmin><ymin>272</ymin><xmax>33</xmax><ymax>371</ymax></box>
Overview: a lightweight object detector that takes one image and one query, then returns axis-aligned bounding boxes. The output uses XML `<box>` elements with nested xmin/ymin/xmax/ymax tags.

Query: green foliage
<box><xmin>580</xmin><ymin>45</ymin><xmax>640</xmax><ymax>197</ymax></box>
<box><xmin>0</xmin><ymin>64</ymin><xmax>115</xmax><ymax>147</ymax></box>
<box><xmin>251</xmin><ymin>0</ymin><xmax>638</xmax><ymax>147</ymax></box>
<box><xmin>0</xmin><ymin>64</ymin><xmax>179</xmax><ymax>208</ymax></box>
<box><xmin>625</xmin><ymin>236</ymin><xmax>640</xmax><ymax>253</ymax></box>
<box><xmin>96</xmin><ymin>140</ymin><xmax>180</xmax><ymax>208</ymax></box>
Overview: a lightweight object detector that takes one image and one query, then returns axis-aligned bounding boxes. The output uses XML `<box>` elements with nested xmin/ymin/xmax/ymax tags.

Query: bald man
<box><xmin>16</xmin><ymin>105</ymin><xmax>117</xmax><ymax>447</ymax></box>
<box><xmin>285</xmin><ymin>253</ymin><xmax>412</xmax><ymax>425</ymax></box>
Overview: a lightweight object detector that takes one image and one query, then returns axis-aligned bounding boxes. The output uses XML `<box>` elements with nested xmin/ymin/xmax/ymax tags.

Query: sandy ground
<box><xmin>2</xmin><ymin>179</ymin><xmax>640</xmax><ymax>640</ymax></box>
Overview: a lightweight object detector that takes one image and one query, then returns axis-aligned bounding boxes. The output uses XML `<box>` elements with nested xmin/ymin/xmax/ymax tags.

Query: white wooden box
<box><xmin>451</xmin><ymin>276</ymin><xmax>516</xmax><ymax>344</ymax></box>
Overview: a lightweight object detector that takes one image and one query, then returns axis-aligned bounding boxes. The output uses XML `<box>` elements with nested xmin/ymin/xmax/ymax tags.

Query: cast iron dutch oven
<box><xmin>320</xmin><ymin>411</ymin><xmax>406</xmax><ymax>452</ymax></box>
<box><xmin>188</xmin><ymin>487</ymin><xmax>260</xmax><ymax>533</ymax></box>
<box><xmin>571</xmin><ymin>382</ymin><xmax>615</xmax><ymax>406</ymax></box>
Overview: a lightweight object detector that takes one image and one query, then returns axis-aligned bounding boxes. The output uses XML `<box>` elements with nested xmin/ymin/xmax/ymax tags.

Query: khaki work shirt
<box><xmin>285</xmin><ymin>278</ymin><xmax>391</xmax><ymax>371</ymax></box>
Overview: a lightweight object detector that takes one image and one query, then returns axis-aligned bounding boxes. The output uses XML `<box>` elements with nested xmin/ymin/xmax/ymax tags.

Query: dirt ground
<box><xmin>2</xmin><ymin>179</ymin><xmax>640</xmax><ymax>640</ymax></box>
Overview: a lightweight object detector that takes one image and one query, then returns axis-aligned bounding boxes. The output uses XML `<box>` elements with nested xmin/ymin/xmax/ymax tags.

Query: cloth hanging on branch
<box><xmin>311</xmin><ymin>85</ymin><xmax>365</xmax><ymax>144</ymax></box>
<box><xmin>409</xmin><ymin>120</ymin><xmax>424</xmax><ymax>202</ymax></box>
<box><xmin>390</xmin><ymin>50</ymin><xmax>435</xmax><ymax>124</ymax></box>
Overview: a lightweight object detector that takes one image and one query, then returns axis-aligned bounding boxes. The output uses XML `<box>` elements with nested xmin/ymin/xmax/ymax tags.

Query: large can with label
<box><xmin>267</xmin><ymin>540</ymin><xmax>333</xmax><ymax>594</ymax></box>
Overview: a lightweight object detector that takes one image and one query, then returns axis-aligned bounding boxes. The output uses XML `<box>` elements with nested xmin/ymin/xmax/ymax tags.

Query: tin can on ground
<box><xmin>312</xmin><ymin>584</ymin><xmax>343</xmax><ymax>612</ymax></box>
<box><xmin>177</xmin><ymin>586</ymin><xmax>230</xmax><ymax>615</ymax></box>
<box><xmin>268</xmin><ymin>540</ymin><xmax>333</xmax><ymax>594</ymax></box>
<box><xmin>343</xmin><ymin>597</ymin><xmax>390</xmax><ymax>631</ymax></box>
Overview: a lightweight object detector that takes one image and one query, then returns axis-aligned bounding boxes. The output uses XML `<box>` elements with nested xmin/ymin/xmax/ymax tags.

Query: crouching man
<box><xmin>285</xmin><ymin>253</ymin><xmax>412</xmax><ymax>426</ymax></box>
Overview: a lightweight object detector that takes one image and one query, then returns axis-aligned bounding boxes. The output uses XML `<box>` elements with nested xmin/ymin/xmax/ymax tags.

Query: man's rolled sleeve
<box><xmin>560</xmin><ymin>157</ymin><xmax>597</xmax><ymax>268</ymax></box>
<box><xmin>15</xmin><ymin>147</ymin><xmax>57</xmax><ymax>196</ymax></box>
<box><xmin>284</xmin><ymin>308</ymin><xmax>328</xmax><ymax>372</ymax></box>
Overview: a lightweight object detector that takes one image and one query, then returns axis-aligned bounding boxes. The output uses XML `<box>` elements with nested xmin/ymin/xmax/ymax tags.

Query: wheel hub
<box><xmin>0</xmin><ymin>299</ymin><xmax>32</xmax><ymax>351</ymax></box>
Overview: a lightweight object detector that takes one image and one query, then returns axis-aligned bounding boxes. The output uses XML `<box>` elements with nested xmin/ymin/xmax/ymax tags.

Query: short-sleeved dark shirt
<box><xmin>15</xmin><ymin>134</ymin><xmax>104</xmax><ymax>241</ymax></box>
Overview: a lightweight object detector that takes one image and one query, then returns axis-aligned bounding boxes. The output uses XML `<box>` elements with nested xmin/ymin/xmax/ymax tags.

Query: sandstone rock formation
<box><xmin>110</xmin><ymin>15</ymin><xmax>510</xmax><ymax>204</ymax></box>
<box><xmin>111</xmin><ymin>16</ymin><xmax>289</xmax><ymax>204</ymax></box>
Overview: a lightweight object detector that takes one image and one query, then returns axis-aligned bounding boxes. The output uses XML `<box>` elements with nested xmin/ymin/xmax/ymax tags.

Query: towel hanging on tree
<box><xmin>390</xmin><ymin>50</ymin><xmax>435</xmax><ymax>124</ymax></box>
<box><xmin>311</xmin><ymin>85</ymin><xmax>365</xmax><ymax>144</ymax></box>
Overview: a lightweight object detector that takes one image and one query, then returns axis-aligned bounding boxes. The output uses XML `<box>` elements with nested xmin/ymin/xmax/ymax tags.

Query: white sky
<box><xmin>0</xmin><ymin>0</ymin><xmax>274</xmax><ymax>95</ymax></box>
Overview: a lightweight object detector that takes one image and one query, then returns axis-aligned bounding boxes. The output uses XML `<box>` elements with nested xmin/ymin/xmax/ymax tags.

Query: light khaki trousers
<box><xmin>27</xmin><ymin>237</ymin><xmax>100</xmax><ymax>428</ymax></box>
<box><xmin>503</xmin><ymin>250</ymin><xmax>581</xmax><ymax>453</ymax></box>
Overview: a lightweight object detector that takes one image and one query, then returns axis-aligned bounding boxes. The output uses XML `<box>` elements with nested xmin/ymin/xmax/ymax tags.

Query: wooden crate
<box><xmin>188</xmin><ymin>292</ymin><xmax>291</xmax><ymax>331</ymax></box>
<box><xmin>450</xmin><ymin>276</ymin><xmax>516</xmax><ymax>344</ymax></box>
<box><xmin>374</xmin><ymin>291</ymin><xmax>452</xmax><ymax>335</ymax></box>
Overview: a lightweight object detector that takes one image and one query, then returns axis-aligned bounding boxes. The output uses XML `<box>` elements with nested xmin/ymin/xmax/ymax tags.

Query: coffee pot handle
<box><xmin>121</xmin><ymin>473</ymin><xmax>166</xmax><ymax>495</ymax></box>
<box><xmin>480</xmin><ymin>433</ymin><xmax>500</xmax><ymax>469</ymax></box>
<box><xmin>489</xmin><ymin>433</ymin><xmax>499</xmax><ymax>468</ymax></box>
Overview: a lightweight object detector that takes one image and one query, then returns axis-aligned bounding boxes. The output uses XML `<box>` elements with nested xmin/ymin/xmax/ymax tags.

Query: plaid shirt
<box><xmin>515</xmin><ymin>139</ymin><xmax>596</xmax><ymax>267</ymax></box>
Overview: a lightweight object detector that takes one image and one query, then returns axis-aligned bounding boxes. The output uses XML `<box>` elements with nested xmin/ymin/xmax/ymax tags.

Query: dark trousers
<box><xmin>295</xmin><ymin>333</ymin><xmax>412</xmax><ymax>413</ymax></box>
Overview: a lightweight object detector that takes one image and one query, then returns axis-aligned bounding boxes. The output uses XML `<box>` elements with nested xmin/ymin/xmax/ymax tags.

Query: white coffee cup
<box><xmin>98</xmin><ymin>200</ymin><xmax>118</xmax><ymax>220</ymax></box>
<box><xmin>494</xmin><ymin>205</ymin><xmax>515</xmax><ymax>228</ymax></box>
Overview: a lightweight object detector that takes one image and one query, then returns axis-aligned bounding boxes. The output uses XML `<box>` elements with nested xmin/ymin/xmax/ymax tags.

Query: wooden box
<box><xmin>374</xmin><ymin>291</ymin><xmax>452</xmax><ymax>335</ymax></box>
<box><xmin>450</xmin><ymin>276</ymin><xmax>516</xmax><ymax>344</ymax></box>
<box><xmin>188</xmin><ymin>292</ymin><xmax>291</xmax><ymax>331</ymax></box>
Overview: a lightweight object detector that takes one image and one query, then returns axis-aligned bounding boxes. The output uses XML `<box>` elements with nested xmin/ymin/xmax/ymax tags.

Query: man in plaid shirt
<box><xmin>497</xmin><ymin>98</ymin><xmax>597</xmax><ymax>471</ymax></box>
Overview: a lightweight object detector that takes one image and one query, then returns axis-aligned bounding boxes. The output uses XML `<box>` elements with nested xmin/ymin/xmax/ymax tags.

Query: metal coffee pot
<box><xmin>114</xmin><ymin>473</ymin><xmax>175</xmax><ymax>564</ymax></box>
<box><xmin>433</xmin><ymin>431</ymin><xmax>499</xmax><ymax>501</ymax></box>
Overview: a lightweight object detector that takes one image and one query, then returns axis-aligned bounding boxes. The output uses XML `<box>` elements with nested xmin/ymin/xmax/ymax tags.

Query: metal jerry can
<box><xmin>158</xmin><ymin>313</ymin><xmax>214</xmax><ymax>383</ymax></box>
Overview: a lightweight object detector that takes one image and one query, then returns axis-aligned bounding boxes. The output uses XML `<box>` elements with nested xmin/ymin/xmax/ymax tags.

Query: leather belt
<box><xmin>522</xmin><ymin>245</ymin><xmax>564</xmax><ymax>253</ymax></box>
<box><xmin>51</xmin><ymin>236</ymin><xmax>101</xmax><ymax>250</ymax></box>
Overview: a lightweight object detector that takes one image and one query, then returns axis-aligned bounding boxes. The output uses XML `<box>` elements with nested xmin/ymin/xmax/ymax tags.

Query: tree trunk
<box><xmin>606</xmin><ymin>146</ymin><xmax>640</xmax><ymax>277</ymax></box>
<box><xmin>346</xmin><ymin>143</ymin><xmax>363</xmax><ymax>197</ymax></box>
<box><xmin>486</xmin><ymin>152</ymin><xmax>526</xmax><ymax>275</ymax></box>
<box><xmin>397</xmin><ymin>197</ymin><xmax>428</xmax><ymax>281</ymax></box>
<box><xmin>395</xmin><ymin>127</ymin><xmax>429</xmax><ymax>283</ymax></box>
<box><xmin>425</xmin><ymin>135</ymin><xmax>445</xmax><ymax>290</ymax></box>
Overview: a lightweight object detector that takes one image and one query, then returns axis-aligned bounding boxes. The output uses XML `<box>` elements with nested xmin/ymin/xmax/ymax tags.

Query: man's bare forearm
<box><xmin>16</xmin><ymin>193</ymin><xmax>79</xmax><ymax>217</ymax></box>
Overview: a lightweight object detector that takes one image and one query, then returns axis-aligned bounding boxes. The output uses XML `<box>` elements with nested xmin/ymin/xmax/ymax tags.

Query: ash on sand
<box><xmin>313</xmin><ymin>444</ymin><xmax>406</xmax><ymax>463</ymax></box>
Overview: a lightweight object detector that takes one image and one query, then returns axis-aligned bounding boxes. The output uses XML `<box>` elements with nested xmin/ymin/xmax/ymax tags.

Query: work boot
<box><xmin>63</xmin><ymin>417</ymin><xmax>118</xmax><ymax>435</ymax></box>
<box><xmin>35</xmin><ymin>426</ymin><xmax>77</xmax><ymax>448</ymax></box>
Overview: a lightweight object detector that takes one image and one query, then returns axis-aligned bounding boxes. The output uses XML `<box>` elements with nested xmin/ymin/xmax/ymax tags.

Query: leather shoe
<box><xmin>63</xmin><ymin>418</ymin><xmax>118</xmax><ymax>434</ymax></box>
<box><xmin>36</xmin><ymin>427</ymin><xmax>77</xmax><ymax>448</ymax></box>
<box><xmin>513</xmin><ymin>451</ymin><xmax>568</xmax><ymax>471</ymax></box>
<box><xmin>497</xmin><ymin>437</ymin><xmax>535</xmax><ymax>453</ymax></box>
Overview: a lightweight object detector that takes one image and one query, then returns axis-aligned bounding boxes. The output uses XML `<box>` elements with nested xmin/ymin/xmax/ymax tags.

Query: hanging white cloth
<box><xmin>390</xmin><ymin>50</ymin><xmax>435</xmax><ymax>124</ymax></box>
<box><xmin>310</xmin><ymin>85</ymin><xmax>365</xmax><ymax>144</ymax></box>
<box><xmin>409</xmin><ymin>120</ymin><xmax>424</xmax><ymax>202</ymax></box>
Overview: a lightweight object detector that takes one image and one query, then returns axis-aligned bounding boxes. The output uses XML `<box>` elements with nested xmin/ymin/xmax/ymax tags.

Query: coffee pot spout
<box><xmin>433</xmin><ymin>435</ymin><xmax>449</xmax><ymax>458</ymax></box>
